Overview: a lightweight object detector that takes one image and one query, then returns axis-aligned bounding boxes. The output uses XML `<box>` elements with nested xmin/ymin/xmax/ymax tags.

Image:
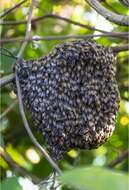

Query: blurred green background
<box><xmin>0</xmin><ymin>0</ymin><xmax>129</xmax><ymax>190</ymax></box>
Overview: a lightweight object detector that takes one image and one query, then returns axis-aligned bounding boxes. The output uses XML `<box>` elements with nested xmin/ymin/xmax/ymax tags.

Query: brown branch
<box><xmin>0</xmin><ymin>148</ymin><xmax>41</xmax><ymax>184</ymax></box>
<box><xmin>15</xmin><ymin>71</ymin><xmax>61</xmax><ymax>174</ymax></box>
<box><xmin>0</xmin><ymin>74</ymin><xmax>15</xmax><ymax>88</ymax></box>
<box><xmin>0</xmin><ymin>100</ymin><xmax>18</xmax><ymax>121</ymax></box>
<box><xmin>0</xmin><ymin>14</ymin><xmax>107</xmax><ymax>33</ymax></box>
<box><xmin>0</xmin><ymin>32</ymin><xmax>128</xmax><ymax>44</ymax></box>
<box><xmin>108</xmin><ymin>149</ymin><xmax>129</xmax><ymax>168</ymax></box>
<box><xmin>12</xmin><ymin>0</ymin><xmax>61</xmax><ymax>174</ymax></box>
<box><xmin>17</xmin><ymin>1</ymin><xmax>34</xmax><ymax>58</ymax></box>
<box><xmin>0</xmin><ymin>0</ymin><xmax>27</xmax><ymax>19</ymax></box>
<box><xmin>85</xmin><ymin>0</ymin><xmax>129</xmax><ymax>26</ymax></box>
<box><xmin>0</xmin><ymin>42</ymin><xmax>128</xmax><ymax>89</ymax></box>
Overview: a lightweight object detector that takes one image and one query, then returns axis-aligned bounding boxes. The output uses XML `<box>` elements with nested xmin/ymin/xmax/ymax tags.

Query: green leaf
<box><xmin>60</xmin><ymin>166</ymin><xmax>128</xmax><ymax>190</ymax></box>
<box><xmin>6</xmin><ymin>145</ymin><xmax>31</xmax><ymax>170</ymax></box>
<box><xmin>1</xmin><ymin>177</ymin><xmax>22</xmax><ymax>190</ymax></box>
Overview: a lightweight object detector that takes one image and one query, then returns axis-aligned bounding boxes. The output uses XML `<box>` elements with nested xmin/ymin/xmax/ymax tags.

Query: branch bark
<box><xmin>15</xmin><ymin>71</ymin><xmax>61</xmax><ymax>174</ymax></box>
<box><xmin>0</xmin><ymin>32</ymin><xmax>128</xmax><ymax>44</ymax></box>
<box><xmin>0</xmin><ymin>74</ymin><xmax>15</xmax><ymax>88</ymax></box>
<box><xmin>0</xmin><ymin>43</ymin><xmax>128</xmax><ymax>89</ymax></box>
<box><xmin>17</xmin><ymin>0</ymin><xmax>34</xmax><ymax>58</ymax></box>
<box><xmin>85</xmin><ymin>0</ymin><xmax>129</xmax><ymax>26</ymax></box>
<box><xmin>0</xmin><ymin>14</ymin><xmax>107</xmax><ymax>33</ymax></box>
<box><xmin>11</xmin><ymin>0</ymin><xmax>62</xmax><ymax>174</ymax></box>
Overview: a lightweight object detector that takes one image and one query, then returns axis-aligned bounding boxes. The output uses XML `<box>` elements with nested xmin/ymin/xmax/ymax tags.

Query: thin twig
<box><xmin>0</xmin><ymin>13</ymin><xmax>107</xmax><ymax>33</ymax></box>
<box><xmin>12</xmin><ymin>0</ymin><xmax>61</xmax><ymax>174</ymax></box>
<box><xmin>85</xmin><ymin>0</ymin><xmax>129</xmax><ymax>26</ymax></box>
<box><xmin>0</xmin><ymin>100</ymin><xmax>18</xmax><ymax>121</ymax></box>
<box><xmin>0</xmin><ymin>148</ymin><xmax>41</xmax><ymax>184</ymax></box>
<box><xmin>17</xmin><ymin>1</ymin><xmax>33</xmax><ymax>58</ymax></box>
<box><xmin>15</xmin><ymin>72</ymin><xmax>61</xmax><ymax>174</ymax></box>
<box><xmin>0</xmin><ymin>43</ymin><xmax>128</xmax><ymax>89</ymax></box>
<box><xmin>0</xmin><ymin>74</ymin><xmax>15</xmax><ymax>88</ymax></box>
<box><xmin>0</xmin><ymin>0</ymin><xmax>26</xmax><ymax>18</ymax></box>
<box><xmin>0</xmin><ymin>32</ymin><xmax>128</xmax><ymax>44</ymax></box>
<box><xmin>108</xmin><ymin>149</ymin><xmax>129</xmax><ymax>168</ymax></box>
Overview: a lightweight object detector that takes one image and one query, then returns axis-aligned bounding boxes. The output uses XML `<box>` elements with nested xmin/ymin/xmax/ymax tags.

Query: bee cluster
<box><xmin>14</xmin><ymin>40</ymin><xmax>120</xmax><ymax>160</ymax></box>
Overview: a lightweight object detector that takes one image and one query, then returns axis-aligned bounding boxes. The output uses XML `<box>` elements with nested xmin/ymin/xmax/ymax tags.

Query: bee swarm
<box><xmin>14</xmin><ymin>40</ymin><xmax>120</xmax><ymax>160</ymax></box>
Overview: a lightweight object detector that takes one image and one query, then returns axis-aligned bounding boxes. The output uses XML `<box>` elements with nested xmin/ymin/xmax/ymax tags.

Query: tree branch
<box><xmin>11</xmin><ymin>0</ymin><xmax>61</xmax><ymax>174</ymax></box>
<box><xmin>0</xmin><ymin>0</ymin><xmax>26</xmax><ymax>19</ymax></box>
<box><xmin>85</xmin><ymin>0</ymin><xmax>129</xmax><ymax>26</ymax></box>
<box><xmin>16</xmin><ymin>1</ymin><xmax>34</xmax><ymax>58</ymax></box>
<box><xmin>0</xmin><ymin>43</ymin><xmax>128</xmax><ymax>89</ymax></box>
<box><xmin>0</xmin><ymin>14</ymin><xmax>107</xmax><ymax>33</ymax></box>
<box><xmin>0</xmin><ymin>74</ymin><xmax>15</xmax><ymax>88</ymax></box>
<box><xmin>108</xmin><ymin>149</ymin><xmax>129</xmax><ymax>168</ymax></box>
<box><xmin>0</xmin><ymin>32</ymin><xmax>128</xmax><ymax>44</ymax></box>
<box><xmin>15</xmin><ymin>71</ymin><xmax>61</xmax><ymax>174</ymax></box>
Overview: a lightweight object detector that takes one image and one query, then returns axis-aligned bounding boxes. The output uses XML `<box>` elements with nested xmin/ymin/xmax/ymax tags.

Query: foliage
<box><xmin>1</xmin><ymin>177</ymin><xmax>22</xmax><ymax>190</ymax></box>
<box><xmin>0</xmin><ymin>0</ymin><xmax>128</xmax><ymax>190</ymax></box>
<box><xmin>60</xmin><ymin>166</ymin><xmax>129</xmax><ymax>190</ymax></box>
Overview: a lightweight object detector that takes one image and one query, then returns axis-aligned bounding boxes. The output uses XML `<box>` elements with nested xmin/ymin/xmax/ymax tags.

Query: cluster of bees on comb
<box><xmin>13</xmin><ymin>40</ymin><xmax>120</xmax><ymax>160</ymax></box>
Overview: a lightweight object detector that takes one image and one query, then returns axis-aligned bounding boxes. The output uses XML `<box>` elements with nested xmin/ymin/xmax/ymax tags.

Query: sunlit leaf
<box><xmin>67</xmin><ymin>149</ymin><xmax>78</xmax><ymax>158</ymax></box>
<box><xmin>60</xmin><ymin>166</ymin><xmax>128</xmax><ymax>190</ymax></box>
<box><xmin>6</xmin><ymin>145</ymin><xmax>31</xmax><ymax>170</ymax></box>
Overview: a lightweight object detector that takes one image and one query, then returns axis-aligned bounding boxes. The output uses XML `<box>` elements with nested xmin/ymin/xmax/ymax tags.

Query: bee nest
<box><xmin>13</xmin><ymin>40</ymin><xmax>120</xmax><ymax>160</ymax></box>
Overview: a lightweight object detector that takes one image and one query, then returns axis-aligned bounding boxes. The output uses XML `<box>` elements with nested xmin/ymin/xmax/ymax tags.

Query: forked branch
<box><xmin>0</xmin><ymin>32</ymin><xmax>128</xmax><ymax>44</ymax></box>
